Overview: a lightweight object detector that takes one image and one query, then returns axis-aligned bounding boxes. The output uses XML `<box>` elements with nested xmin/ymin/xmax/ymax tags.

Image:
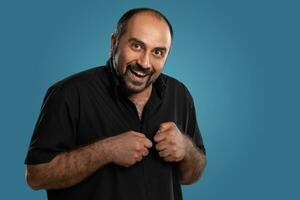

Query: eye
<box><xmin>153</xmin><ymin>49</ymin><xmax>164</xmax><ymax>57</ymax></box>
<box><xmin>131</xmin><ymin>42</ymin><xmax>142</xmax><ymax>50</ymax></box>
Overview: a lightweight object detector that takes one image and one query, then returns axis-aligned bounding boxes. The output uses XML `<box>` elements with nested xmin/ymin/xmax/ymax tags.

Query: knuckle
<box><xmin>128</xmin><ymin>131</ymin><xmax>134</xmax><ymax>135</ymax></box>
<box><xmin>172</xmin><ymin>147</ymin><xmax>177</xmax><ymax>152</ymax></box>
<box><xmin>132</xmin><ymin>153</ymin><xmax>138</xmax><ymax>159</ymax></box>
<box><xmin>166</xmin><ymin>137</ymin><xmax>172</xmax><ymax>144</ymax></box>
<box><xmin>135</xmin><ymin>153</ymin><xmax>140</xmax><ymax>159</ymax></box>
<box><xmin>169</xmin><ymin>132</ymin><xmax>175</xmax><ymax>138</ymax></box>
<box><xmin>171</xmin><ymin>139</ymin><xmax>176</xmax><ymax>144</ymax></box>
<box><xmin>143</xmin><ymin>148</ymin><xmax>149</xmax><ymax>155</ymax></box>
<box><xmin>130</xmin><ymin>160</ymin><xmax>135</xmax><ymax>165</ymax></box>
<box><xmin>134</xmin><ymin>143</ymin><xmax>141</xmax><ymax>150</ymax></box>
<box><xmin>125</xmin><ymin>160</ymin><xmax>134</xmax><ymax>167</ymax></box>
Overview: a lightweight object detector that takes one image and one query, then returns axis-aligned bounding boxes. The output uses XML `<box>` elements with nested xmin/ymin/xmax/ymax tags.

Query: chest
<box><xmin>75</xmin><ymin>90</ymin><xmax>188</xmax><ymax>146</ymax></box>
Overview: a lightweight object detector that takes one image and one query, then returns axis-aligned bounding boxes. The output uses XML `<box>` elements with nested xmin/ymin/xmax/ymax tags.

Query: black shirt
<box><xmin>25</xmin><ymin>60</ymin><xmax>206</xmax><ymax>200</ymax></box>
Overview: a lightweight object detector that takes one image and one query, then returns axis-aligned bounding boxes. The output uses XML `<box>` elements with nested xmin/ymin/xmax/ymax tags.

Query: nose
<box><xmin>137</xmin><ymin>52</ymin><xmax>151</xmax><ymax>69</ymax></box>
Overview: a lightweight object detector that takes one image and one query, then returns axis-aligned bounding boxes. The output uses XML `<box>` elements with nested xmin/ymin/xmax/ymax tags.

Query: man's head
<box><xmin>111</xmin><ymin>8</ymin><xmax>173</xmax><ymax>94</ymax></box>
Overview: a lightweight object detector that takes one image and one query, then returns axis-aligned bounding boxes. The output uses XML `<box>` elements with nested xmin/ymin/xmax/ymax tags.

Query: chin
<box><xmin>125</xmin><ymin>85</ymin><xmax>147</xmax><ymax>93</ymax></box>
<box><xmin>124</xmin><ymin>81</ymin><xmax>151</xmax><ymax>94</ymax></box>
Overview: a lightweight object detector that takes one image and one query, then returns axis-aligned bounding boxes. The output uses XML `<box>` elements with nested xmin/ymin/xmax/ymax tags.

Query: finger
<box><xmin>163</xmin><ymin>155</ymin><xmax>176</xmax><ymax>162</ymax></box>
<box><xmin>134</xmin><ymin>152</ymin><xmax>143</xmax><ymax>162</ymax></box>
<box><xmin>154</xmin><ymin>132</ymin><xmax>166</xmax><ymax>142</ymax></box>
<box><xmin>159</xmin><ymin>122</ymin><xmax>171</xmax><ymax>131</ymax></box>
<box><xmin>132</xmin><ymin>132</ymin><xmax>146</xmax><ymax>138</ymax></box>
<box><xmin>136</xmin><ymin>156</ymin><xmax>143</xmax><ymax>162</ymax></box>
<box><xmin>163</xmin><ymin>155</ymin><xmax>175</xmax><ymax>162</ymax></box>
<box><xmin>155</xmin><ymin>141</ymin><xmax>167</xmax><ymax>151</ymax></box>
<box><xmin>159</xmin><ymin>122</ymin><xmax>175</xmax><ymax>131</ymax></box>
<box><xmin>158</xmin><ymin>149</ymin><xmax>170</xmax><ymax>157</ymax></box>
<box><xmin>142</xmin><ymin>138</ymin><xmax>153</xmax><ymax>148</ymax></box>
<box><xmin>141</xmin><ymin>147</ymin><xmax>149</xmax><ymax>157</ymax></box>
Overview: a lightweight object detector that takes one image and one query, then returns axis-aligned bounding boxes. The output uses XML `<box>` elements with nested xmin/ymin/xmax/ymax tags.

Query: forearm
<box><xmin>26</xmin><ymin>138</ymin><xmax>111</xmax><ymax>190</ymax></box>
<box><xmin>178</xmin><ymin>136</ymin><xmax>206</xmax><ymax>184</ymax></box>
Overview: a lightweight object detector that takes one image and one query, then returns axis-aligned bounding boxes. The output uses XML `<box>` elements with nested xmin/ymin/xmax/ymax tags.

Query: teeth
<box><xmin>131</xmin><ymin>69</ymin><xmax>146</xmax><ymax>77</ymax></box>
<box><xmin>135</xmin><ymin>71</ymin><xmax>146</xmax><ymax>76</ymax></box>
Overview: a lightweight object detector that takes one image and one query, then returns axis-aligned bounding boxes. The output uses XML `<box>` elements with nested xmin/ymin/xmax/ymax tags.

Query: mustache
<box><xmin>128</xmin><ymin>63</ymin><xmax>153</xmax><ymax>76</ymax></box>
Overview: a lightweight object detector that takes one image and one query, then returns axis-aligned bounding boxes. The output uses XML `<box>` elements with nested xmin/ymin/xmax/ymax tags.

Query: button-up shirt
<box><xmin>25</xmin><ymin>59</ymin><xmax>206</xmax><ymax>200</ymax></box>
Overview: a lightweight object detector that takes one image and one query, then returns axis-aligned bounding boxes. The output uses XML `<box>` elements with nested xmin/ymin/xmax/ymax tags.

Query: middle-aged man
<box><xmin>25</xmin><ymin>8</ymin><xmax>207</xmax><ymax>200</ymax></box>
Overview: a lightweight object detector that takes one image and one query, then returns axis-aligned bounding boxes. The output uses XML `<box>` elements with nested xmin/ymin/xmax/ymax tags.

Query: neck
<box><xmin>128</xmin><ymin>84</ymin><xmax>153</xmax><ymax>103</ymax></box>
<box><xmin>128</xmin><ymin>85</ymin><xmax>153</xmax><ymax>119</ymax></box>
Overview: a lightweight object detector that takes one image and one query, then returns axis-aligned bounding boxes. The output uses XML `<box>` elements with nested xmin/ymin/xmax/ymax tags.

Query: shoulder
<box><xmin>160</xmin><ymin>73</ymin><xmax>193</xmax><ymax>99</ymax></box>
<box><xmin>53</xmin><ymin>66</ymin><xmax>107</xmax><ymax>88</ymax></box>
<box><xmin>46</xmin><ymin>65</ymin><xmax>108</xmax><ymax>95</ymax></box>
<box><xmin>158</xmin><ymin>73</ymin><xmax>196</xmax><ymax>111</ymax></box>
<box><xmin>40</xmin><ymin>65</ymin><xmax>110</xmax><ymax>105</ymax></box>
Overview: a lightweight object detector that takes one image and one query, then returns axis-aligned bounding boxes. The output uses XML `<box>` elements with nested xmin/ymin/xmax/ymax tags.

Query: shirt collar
<box><xmin>106</xmin><ymin>57</ymin><xmax>166</xmax><ymax>99</ymax></box>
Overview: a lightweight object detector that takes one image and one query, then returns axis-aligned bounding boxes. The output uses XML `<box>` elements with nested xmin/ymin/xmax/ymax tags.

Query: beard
<box><xmin>113</xmin><ymin>58</ymin><xmax>156</xmax><ymax>94</ymax></box>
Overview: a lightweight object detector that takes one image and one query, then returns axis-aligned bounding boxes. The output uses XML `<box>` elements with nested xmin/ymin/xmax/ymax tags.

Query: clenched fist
<box><xmin>104</xmin><ymin>131</ymin><xmax>152</xmax><ymax>167</ymax></box>
<box><xmin>154</xmin><ymin>122</ymin><xmax>187</xmax><ymax>162</ymax></box>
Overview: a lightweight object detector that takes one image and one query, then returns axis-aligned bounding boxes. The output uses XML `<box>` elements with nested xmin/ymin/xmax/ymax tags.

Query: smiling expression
<box><xmin>111</xmin><ymin>12</ymin><xmax>172</xmax><ymax>94</ymax></box>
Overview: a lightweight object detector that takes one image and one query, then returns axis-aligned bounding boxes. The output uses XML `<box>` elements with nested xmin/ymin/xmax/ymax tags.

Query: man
<box><xmin>25</xmin><ymin>8</ymin><xmax>206</xmax><ymax>200</ymax></box>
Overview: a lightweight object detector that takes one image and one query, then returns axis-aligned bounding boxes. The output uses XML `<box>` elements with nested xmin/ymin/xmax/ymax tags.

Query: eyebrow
<box><xmin>128</xmin><ymin>37</ymin><xmax>167</xmax><ymax>52</ymax></box>
<box><xmin>153</xmin><ymin>47</ymin><xmax>167</xmax><ymax>52</ymax></box>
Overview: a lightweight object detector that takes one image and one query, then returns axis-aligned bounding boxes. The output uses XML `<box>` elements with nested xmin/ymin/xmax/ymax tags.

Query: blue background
<box><xmin>1</xmin><ymin>0</ymin><xmax>299</xmax><ymax>199</ymax></box>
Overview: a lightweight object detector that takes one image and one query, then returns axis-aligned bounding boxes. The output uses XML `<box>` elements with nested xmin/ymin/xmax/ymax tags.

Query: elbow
<box><xmin>180</xmin><ymin>175</ymin><xmax>199</xmax><ymax>185</ymax></box>
<box><xmin>180</xmin><ymin>155</ymin><xmax>207</xmax><ymax>185</ymax></box>
<box><xmin>180</xmin><ymin>180</ymin><xmax>194</xmax><ymax>185</ymax></box>
<box><xmin>26</xmin><ymin>175</ymin><xmax>42</xmax><ymax>190</ymax></box>
<box><xmin>179</xmin><ymin>167</ymin><xmax>201</xmax><ymax>185</ymax></box>
<box><xmin>25</xmin><ymin>165</ymin><xmax>44</xmax><ymax>190</ymax></box>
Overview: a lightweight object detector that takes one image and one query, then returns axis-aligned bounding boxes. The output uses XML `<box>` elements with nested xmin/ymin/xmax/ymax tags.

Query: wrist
<box><xmin>182</xmin><ymin>135</ymin><xmax>193</xmax><ymax>161</ymax></box>
<box><xmin>101</xmin><ymin>138</ymin><xmax>114</xmax><ymax>164</ymax></box>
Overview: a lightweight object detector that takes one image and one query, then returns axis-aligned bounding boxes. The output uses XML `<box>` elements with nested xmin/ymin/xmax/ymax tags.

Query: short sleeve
<box><xmin>25</xmin><ymin>85</ymin><xmax>78</xmax><ymax>164</ymax></box>
<box><xmin>185</xmin><ymin>93</ymin><xmax>206</xmax><ymax>155</ymax></box>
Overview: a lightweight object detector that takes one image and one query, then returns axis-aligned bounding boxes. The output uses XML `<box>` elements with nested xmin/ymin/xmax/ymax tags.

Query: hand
<box><xmin>104</xmin><ymin>131</ymin><xmax>152</xmax><ymax>167</ymax></box>
<box><xmin>154</xmin><ymin>122</ymin><xmax>187</xmax><ymax>162</ymax></box>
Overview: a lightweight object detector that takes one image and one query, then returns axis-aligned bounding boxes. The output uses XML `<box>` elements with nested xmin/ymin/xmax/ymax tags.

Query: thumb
<box><xmin>143</xmin><ymin>138</ymin><xmax>153</xmax><ymax>148</ymax></box>
<box><xmin>158</xmin><ymin>122</ymin><xmax>174</xmax><ymax>132</ymax></box>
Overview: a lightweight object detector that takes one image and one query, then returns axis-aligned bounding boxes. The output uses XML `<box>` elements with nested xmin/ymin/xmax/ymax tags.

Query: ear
<box><xmin>110</xmin><ymin>33</ymin><xmax>118</xmax><ymax>56</ymax></box>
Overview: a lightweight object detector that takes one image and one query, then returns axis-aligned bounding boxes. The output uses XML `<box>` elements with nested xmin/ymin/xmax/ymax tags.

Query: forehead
<box><xmin>123</xmin><ymin>12</ymin><xmax>172</xmax><ymax>48</ymax></box>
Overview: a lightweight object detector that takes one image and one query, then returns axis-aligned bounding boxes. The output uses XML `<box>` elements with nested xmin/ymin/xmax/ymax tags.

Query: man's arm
<box><xmin>154</xmin><ymin>122</ymin><xmax>206</xmax><ymax>184</ymax></box>
<box><xmin>26</xmin><ymin>139</ymin><xmax>109</xmax><ymax>190</ymax></box>
<box><xmin>177</xmin><ymin>136</ymin><xmax>206</xmax><ymax>184</ymax></box>
<box><xmin>26</xmin><ymin>131</ymin><xmax>152</xmax><ymax>190</ymax></box>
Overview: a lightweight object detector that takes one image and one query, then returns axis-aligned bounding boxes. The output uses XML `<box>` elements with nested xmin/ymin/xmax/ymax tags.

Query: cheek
<box><xmin>114</xmin><ymin>50</ymin><xmax>130</xmax><ymax>73</ymax></box>
<box><xmin>152</xmin><ymin>59</ymin><xmax>166</xmax><ymax>73</ymax></box>
<box><xmin>150</xmin><ymin>64</ymin><xmax>164</xmax><ymax>81</ymax></box>
<box><xmin>116</xmin><ymin>48</ymin><xmax>138</xmax><ymax>65</ymax></box>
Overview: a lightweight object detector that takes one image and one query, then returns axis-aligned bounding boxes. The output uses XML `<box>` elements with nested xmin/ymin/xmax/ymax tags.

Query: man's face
<box><xmin>111</xmin><ymin>12</ymin><xmax>172</xmax><ymax>94</ymax></box>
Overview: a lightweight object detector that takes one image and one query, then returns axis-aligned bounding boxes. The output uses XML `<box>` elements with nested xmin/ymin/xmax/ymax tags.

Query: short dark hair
<box><xmin>115</xmin><ymin>8</ymin><xmax>173</xmax><ymax>41</ymax></box>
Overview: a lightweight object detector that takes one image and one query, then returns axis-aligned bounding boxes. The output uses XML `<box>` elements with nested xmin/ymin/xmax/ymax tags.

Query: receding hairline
<box><xmin>132</xmin><ymin>10</ymin><xmax>166</xmax><ymax>21</ymax></box>
<box><xmin>115</xmin><ymin>8</ymin><xmax>173</xmax><ymax>41</ymax></box>
<box><xmin>126</xmin><ymin>11</ymin><xmax>170</xmax><ymax>32</ymax></box>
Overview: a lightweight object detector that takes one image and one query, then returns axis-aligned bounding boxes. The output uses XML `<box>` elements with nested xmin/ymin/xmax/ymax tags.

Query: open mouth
<box><xmin>128</xmin><ymin>66</ymin><xmax>148</xmax><ymax>78</ymax></box>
